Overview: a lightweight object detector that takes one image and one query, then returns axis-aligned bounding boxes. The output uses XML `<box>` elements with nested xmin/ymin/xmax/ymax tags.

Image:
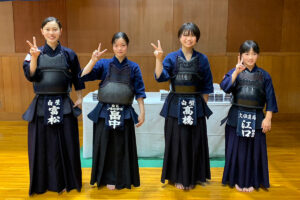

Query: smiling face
<box><xmin>179</xmin><ymin>31</ymin><xmax>197</xmax><ymax>49</ymax></box>
<box><xmin>113</xmin><ymin>38</ymin><xmax>128</xmax><ymax>58</ymax></box>
<box><xmin>40</xmin><ymin>20</ymin><xmax>62</xmax><ymax>46</ymax></box>
<box><xmin>241</xmin><ymin>48</ymin><xmax>258</xmax><ymax>68</ymax></box>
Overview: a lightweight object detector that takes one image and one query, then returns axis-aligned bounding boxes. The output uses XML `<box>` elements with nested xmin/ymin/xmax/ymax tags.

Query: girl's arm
<box><xmin>81</xmin><ymin>43</ymin><xmax>107</xmax><ymax>77</ymax></box>
<box><xmin>135</xmin><ymin>97</ymin><xmax>145</xmax><ymax>127</ymax></box>
<box><xmin>151</xmin><ymin>40</ymin><xmax>164</xmax><ymax>78</ymax></box>
<box><xmin>231</xmin><ymin>55</ymin><xmax>246</xmax><ymax>84</ymax></box>
<box><xmin>26</xmin><ymin>37</ymin><xmax>40</xmax><ymax>76</ymax></box>
<box><xmin>202</xmin><ymin>94</ymin><xmax>209</xmax><ymax>103</ymax></box>
<box><xmin>73</xmin><ymin>90</ymin><xmax>83</xmax><ymax>108</ymax></box>
<box><xmin>262</xmin><ymin>111</ymin><xmax>272</xmax><ymax>133</ymax></box>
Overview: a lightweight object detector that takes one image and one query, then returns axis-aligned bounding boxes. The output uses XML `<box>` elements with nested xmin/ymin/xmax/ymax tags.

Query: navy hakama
<box><xmin>28</xmin><ymin>113</ymin><xmax>82</xmax><ymax>194</ymax></box>
<box><xmin>161</xmin><ymin>116</ymin><xmax>211</xmax><ymax>186</ymax></box>
<box><xmin>90</xmin><ymin>119</ymin><xmax>140</xmax><ymax>189</ymax></box>
<box><xmin>222</xmin><ymin>125</ymin><xmax>269</xmax><ymax>188</ymax></box>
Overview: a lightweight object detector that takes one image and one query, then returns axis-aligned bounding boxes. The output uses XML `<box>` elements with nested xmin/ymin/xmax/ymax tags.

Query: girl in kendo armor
<box><xmin>23</xmin><ymin>17</ymin><xmax>84</xmax><ymax>195</ymax></box>
<box><xmin>220</xmin><ymin>40</ymin><xmax>278</xmax><ymax>192</ymax></box>
<box><xmin>80</xmin><ymin>32</ymin><xmax>146</xmax><ymax>190</ymax></box>
<box><xmin>151</xmin><ymin>22</ymin><xmax>214</xmax><ymax>190</ymax></box>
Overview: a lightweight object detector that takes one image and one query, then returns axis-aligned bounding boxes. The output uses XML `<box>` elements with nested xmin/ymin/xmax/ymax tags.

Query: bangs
<box><xmin>239</xmin><ymin>40</ymin><xmax>260</xmax><ymax>54</ymax></box>
<box><xmin>182</xmin><ymin>29</ymin><xmax>195</xmax><ymax>36</ymax></box>
<box><xmin>178</xmin><ymin>22</ymin><xmax>200</xmax><ymax>42</ymax></box>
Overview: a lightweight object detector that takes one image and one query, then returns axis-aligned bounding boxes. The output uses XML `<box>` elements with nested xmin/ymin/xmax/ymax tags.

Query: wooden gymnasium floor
<box><xmin>0</xmin><ymin>119</ymin><xmax>299</xmax><ymax>200</ymax></box>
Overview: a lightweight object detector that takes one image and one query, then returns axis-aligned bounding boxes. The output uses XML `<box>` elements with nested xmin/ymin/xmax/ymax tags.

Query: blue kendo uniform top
<box><xmin>220</xmin><ymin>65</ymin><xmax>278</xmax><ymax>129</ymax></box>
<box><xmin>23</xmin><ymin>42</ymin><xmax>85</xmax><ymax>90</ymax></box>
<box><xmin>155</xmin><ymin>48</ymin><xmax>214</xmax><ymax>118</ymax></box>
<box><xmin>80</xmin><ymin>56</ymin><xmax>146</xmax><ymax>123</ymax></box>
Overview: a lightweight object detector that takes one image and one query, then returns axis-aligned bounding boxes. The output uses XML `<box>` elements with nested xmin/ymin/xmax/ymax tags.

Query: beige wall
<box><xmin>0</xmin><ymin>2</ymin><xmax>15</xmax><ymax>53</ymax></box>
<box><xmin>0</xmin><ymin>0</ymin><xmax>300</xmax><ymax>120</ymax></box>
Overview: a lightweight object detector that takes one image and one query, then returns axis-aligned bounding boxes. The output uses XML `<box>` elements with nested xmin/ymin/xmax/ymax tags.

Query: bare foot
<box><xmin>248</xmin><ymin>187</ymin><xmax>254</xmax><ymax>192</ymax></box>
<box><xmin>107</xmin><ymin>184</ymin><xmax>115</xmax><ymax>190</ymax></box>
<box><xmin>242</xmin><ymin>187</ymin><xmax>254</xmax><ymax>192</ymax></box>
<box><xmin>235</xmin><ymin>184</ymin><xmax>243</xmax><ymax>192</ymax></box>
<box><xmin>175</xmin><ymin>183</ymin><xmax>184</xmax><ymax>190</ymax></box>
<box><xmin>59</xmin><ymin>188</ymin><xmax>66</xmax><ymax>194</ymax></box>
<box><xmin>188</xmin><ymin>185</ymin><xmax>195</xmax><ymax>190</ymax></box>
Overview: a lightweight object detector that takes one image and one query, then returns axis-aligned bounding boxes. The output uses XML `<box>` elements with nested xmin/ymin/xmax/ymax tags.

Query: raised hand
<box><xmin>151</xmin><ymin>40</ymin><xmax>164</xmax><ymax>61</ymax></box>
<box><xmin>81</xmin><ymin>43</ymin><xmax>107</xmax><ymax>77</ymax></box>
<box><xmin>235</xmin><ymin>55</ymin><xmax>246</xmax><ymax>74</ymax></box>
<box><xmin>26</xmin><ymin>36</ymin><xmax>40</xmax><ymax>59</ymax></box>
<box><xmin>91</xmin><ymin>43</ymin><xmax>107</xmax><ymax>62</ymax></box>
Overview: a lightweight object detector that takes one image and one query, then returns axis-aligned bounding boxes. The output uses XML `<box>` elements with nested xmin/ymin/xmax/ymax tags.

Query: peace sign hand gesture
<box><xmin>151</xmin><ymin>40</ymin><xmax>164</xmax><ymax>61</ymax></box>
<box><xmin>26</xmin><ymin>36</ymin><xmax>40</xmax><ymax>59</ymax></box>
<box><xmin>91</xmin><ymin>43</ymin><xmax>107</xmax><ymax>62</ymax></box>
<box><xmin>235</xmin><ymin>55</ymin><xmax>246</xmax><ymax>74</ymax></box>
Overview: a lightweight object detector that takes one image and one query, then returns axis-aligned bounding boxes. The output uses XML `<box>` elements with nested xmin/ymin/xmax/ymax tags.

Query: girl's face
<box><xmin>179</xmin><ymin>31</ymin><xmax>197</xmax><ymax>49</ymax></box>
<box><xmin>241</xmin><ymin>48</ymin><xmax>258</xmax><ymax>68</ymax></box>
<box><xmin>40</xmin><ymin>21</ymin><xmax>62</xmax><ymax>44</ymax></box>
<box><xmin>113</xmin><ymin>38</ymin><xmax>128</xmax><ymax>58</ymax></box>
